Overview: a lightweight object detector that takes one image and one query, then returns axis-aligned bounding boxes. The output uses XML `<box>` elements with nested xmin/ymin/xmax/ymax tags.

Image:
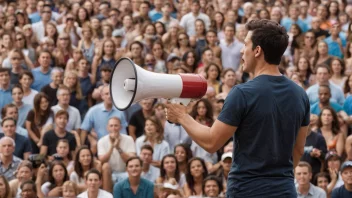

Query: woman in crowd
<box><xmin>174</xmin><ymin>144</ymin><xmax>193</xmax><ymax>175</ymax></box>
<box><xmin>317</xmin><ymin>107</ymin><xmax>345</xmax><ymax>156</ymax></box>
<box><xmin>0</xmin><ymin>175</ymin><xmax>12</xmax><ymax>198</ymax></box>
<box><xmin>70</xmin><ymin>146</ymin><xmax>102</xmax><ymax>192</ymax></box>
<box><xmin>63</xmin><ymin>71</ymin><xmax>84</xmax><ymax>114</ymax></box>
<box><xmin>329</xmin><ymin>57</ymin><xmax>347</xmax><ymax>89</ymax></box>
<box><xmin>202</xmin><ymin>176</ymin><xmax>224</xmax><ymax>198</ymax></box>
<box><xmin>217</xmin><ymin>68</ymin><xmax>237</xmax><ymax>99</ymax></box>
<box><xmin>9</xmin><ymin>160</ymin><xmax>33</xmax><ymax>197</ymax></box>
<box><xmin>56</xmin><ymin>139</ymin><xmax>74</xmax><ymax>171</ymax></box>
<box><xmin>11</xmin><ymin>84</ymin><xmax>32</xmax><ymax>128</ymax></box>
<box><xmin>156</xmin><ymin>154</ymin><xmax>186</xmax><ymax>189</ymax></box>
<box><xmin>183</xmin><ymin>157</ymin><xmax>208</xmax><ymax>197</ymax></box>
<box><xmin>91</xmin><ymin>38</ymin><xmax>116</xmax><ymax>83</ymax></box>
<box><xmin>136</xmin><ymin>116</ymin><xmax>170</xmax><ymax>167</ymax></box>
<box><xmin>205</xmin><ymin>63</ymin><xmax>221</xmax><ymax>95</ymax></box>
<box><xmin>18</xmin><ymin>71</ymin><xmax>38</xmax><ymax>107</ymax></box>
<box><xmin>62</xmin><ymin>181</ymin><xmax>79</xmax><ymax>198</ymax></box>
<box><xmin>296</xmin><ymin>56</ymin><xmax>313</xmax><ymax>88</ymax></box>
<box><xmin>41</xmin><ymin>161</ymin><xmax>69</xmax><ymax>197</ymax></box>
<box><xmin>190</xmin><ymin>99</ymin><xmax>214</xmax><ymax>127</ymax></box>
<box><xmin>25</xmin><ymin>93</ymin><xmax>54</xmax><ymax>154</ymax></box>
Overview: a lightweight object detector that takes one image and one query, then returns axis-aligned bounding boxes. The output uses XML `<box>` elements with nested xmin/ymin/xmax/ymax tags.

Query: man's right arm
<box><xmin>293</xmin><ymin>126</ymin><xmax>308</xmax><ymax>168</ymax></box>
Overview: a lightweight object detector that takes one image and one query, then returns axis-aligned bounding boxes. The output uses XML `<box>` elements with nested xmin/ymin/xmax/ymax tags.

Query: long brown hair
<box><xmin>317</xmin><ymin>107</ymin><xmax>340</xmax><ymax>135</ymax></box>
<box><xmin>74</xmin><ymin>146</ymin><xmax>94</xmax><ymax>179</ymax></box>
<box><xmin>48</xmin><ymin>161</ymin><xmax>69</xmax><ymax>190</ymax></box>
<box><xmin>0</xmin><ymin>175</ymin><xmax>11</xmax><ymax>198</ymax></box>
<box><xmin>33</xmin><ymin>93</ymin><xmax>52</xmax><ymax>131</ymax></box>
<box><xmin>160</xmin><ymin>154</ymin><xmax>180</xmax><ymax>183</ymax></box>
<box><xmin>144</xmin><ymin>116</ymin><xmax>164</xmax><ymax>144</ymax></box>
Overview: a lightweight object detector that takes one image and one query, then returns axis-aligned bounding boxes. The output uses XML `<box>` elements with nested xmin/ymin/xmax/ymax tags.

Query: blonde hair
<box><xmin>64</xmin><ymin>71</ymin><xmax>83</xmax><ymax>100</ymax></box>
<box><xmin>62</xmin><ymin>181</ymin><xmax>79</xmax><ymax>195</ymax></box>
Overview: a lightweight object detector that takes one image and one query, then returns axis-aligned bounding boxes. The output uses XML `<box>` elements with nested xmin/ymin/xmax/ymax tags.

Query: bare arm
<box><xmin>80</xmin><ymin>130</ymin><xmax>88</xmax><ymax>145</ymax></box>
<box><xmin>293</xmin><ymin>126</ymin><xmax>308</xmax><ymax>168</ymax></box>
<box><xmin>336</xmin><ymin>133</ymin><xmax>345</xmax><ymax>157</ymax></box>
<box><xmin>26</xmin><ymin>121</ymin><xmax>40</xmax><ymax>143</ymax></box>
<box><xmin>40</xmin><ymin>145</ymin><xmax>48</xmax><ymax>156</ymax></box>
<box><xmin>98</xmin><ymin>145</ymin><xmax>114</xmax><ymax>163</ymax></box>
<box><xmin>128</xmin><ymin>125</ymin><xmax>137</xmax><ymax>141</ymax></box>
<box><xmin>23</xmin><ymin>152</ymin><xmax>31</xmax><ymax>160</ymax></box>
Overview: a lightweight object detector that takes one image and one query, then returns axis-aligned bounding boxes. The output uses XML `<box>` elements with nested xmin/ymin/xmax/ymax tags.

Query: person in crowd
<box><xmin>183</xmin><ymin>157</ymin><xmax>208</xmax><ymax>197</ymax></box>
<box><xmin>295</xmin><ymin>161</ymin><xmax>326</xmax><ymax>198</ymax></box>
<box><xmin>156</xmin><ymin>154</ymin><xmax>186</xmax><ymax>189</ymax></box>
<box><xmin>40</xmin><ymin>110</ymin><xmax>78</xmax><ymax>157</ymax></box>
<box><xmin>8</xmin><ymin>160</ymin><xmax>33</xmax><ymax>197</ymax></box>
<box><xmin>128</xmin><ymin>99</ymin><xmax>155</xmax><ymax>141</ymax></box>
<box><xmin>51</xmin><ymin>85</ymin><xmax>81</xmax><ymax>132</ymax></box>
<box><xmin>77</xmin><ymin>169</ymin><xmax>113</xmax><ymax>198</ymax></box>
<box><xmin>0</xmin><ymin>68</ymin><xmax>13</xmax><ymax>111</ymax></box>
<box><xmin>41</xmin><ymin>160</ymin><xmax>69</xmax><ymax>197</ymax></box>
<box><xmin>174</xmin><ymin>144</ymin><xmax>193</xmax><ymax>175</ymax></box>
<box><xmin>20</xmin><ymin>180</ymin><xmax>38</xmax><ymax>198</ymax></box>
<box><xmin>202</xmin><ymin>175</ymin><xmax>224</xmax><ymax>198</ymax></box>
<box><xmin>41</xmin><ymin>67</ymin><xmax>64</xmax><ymax>107</ymax></box>
<box><xmin>69</xmin><ymin>146</ymin><xmax>102</xmax><ymax>192</ymax></box>
<box><xmin>331</xmin><ymin>161</ymin><xmax>352</xmax><ymax>197</ymax></box>
<box><xmin>139</xmin><ymin>144</ymin><xmax>160</xmax><ymax>183</ymax></box>
<box><xmin>25</xmin><ymin>92</ymin><xmax>54</xmax><ymax>154</ymax></box>
<box><xmin>0</xmin><ymin>117</ymin><xmax>31</xmax><ymax>159</ymax></box>
<box><xmin>62</xmin><ymin>181</ymin><xmax>79</xmax><ymax>198</ymax></box>
<box><xmin>113</xmin><ymin>157</ymin><xmax>154</xmax><ymax>197</ymax></box>
<box><xmin>0</xmin><ymin>137</ymin><xmax>22</xmax><ymax>181</ymax></box>
<box><xmin>18</xmin><ymin>71</ymin><xmax>38</xmax><ymax>107</ymax></box>
<box><xmin>97</xmin><ymin>117</ymin><xmax>136</xmax><ymax>189</ymax></box>
<box><xmin>11</xmin><ymin>85</ymin><xmax>32</xmax><ymax>129</ymax></box>
<box><xmin>0</xmin><ymin>104</ymin><xmax>28</xmax><ymax>138</ymax></box>
<box><xmin>31</xmin><ymin>50</ymin><xmax>53</xmax><ymax>91</ymax></box>
<box><xmin>0</xmin><ymin>175</ymin><xmax>12</xmax><ymax>198</ymax></box>
<box><xmin>135</xmin><ymin>116</ymin><xmax>170</xmax><ymax>167</ymax></box>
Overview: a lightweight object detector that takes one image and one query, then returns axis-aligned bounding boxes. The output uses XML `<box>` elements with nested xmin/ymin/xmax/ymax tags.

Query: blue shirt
<box><xmin>332</xmin><ymin>185</ymin><xmax>352</xmax><ymax>198</ymax></box>
<box><xmin>81</xmin><ymin>103</ymin><xmax>127</xmax><ymax>139</ymax></box>
<box><xmin>218</xmin><ymin>75</ymin><xmax>310</xmax><ymax>197</ymax></box>
<box><xmin>310</xmin><ymin>102</ymin><xmax>343</xmax><ymax>115</ymax></box>
<box><xmin>113</xmin><ymin>177</ymin><xmax>154</xmax><ymax>198</ymax></box>
<box><xmin>325</xmin><ymin>36</ymin><xmax>346</xmax><ymax>59</ymax></box>
<box><xmin>17</xmin><ymin>103</ymin><xmax>32</xmax><ymax>128</ymax></box>
<box><xmin>0</xmin><ymin>133</ymin><xmax>32</xmax><ymax>159</ymax></box>
<box><xmin>343</xmin><ymin>95</ymin><xmax>352</xmax><ymax>115</ymax></box>
<box><xmin>0</xmin><ymin>86</ymin><xmax>13</xmax><ymax>111</ymax></box>
<box><xmin>306</xmin><ymin>83</ymin><xmax>345</xmax><ymax>106</ymax></box>
<box><xmin>149</xmin><ymin>10</ymin><xmax>163</xmax><ymax>22</ymax></box>
<box><xmin>281</xmin><ymin>17</ymin><xmax>309</xmax><ymax>33</ymax></box>
<box><xmin>31</xmin><ymin>67</ymin><xmax>52</xmax><ymax>91</ymax></box>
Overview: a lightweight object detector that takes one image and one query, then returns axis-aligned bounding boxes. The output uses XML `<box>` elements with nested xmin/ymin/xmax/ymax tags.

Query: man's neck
<box><xmin>104</xmin><ymin>102</ymin><xmax>112</xmax><ymax>111</ymax></box>
<box><xmin>41</xmin><ymin>66</ymin><xmax>49</xmax><ymax>73</ymax></box>
<box><xmin>55</xmin><ymin>127</ymin><xmax>66</xmax><ymax>136</ymax></box>
<box><xmin>12</xmin><ymin>67</ymin><xmax>22</xmax><ymax>73</ymax></box>
<box><xmin>88</xmin><ymin>189</ymin><xmax>99</xmax><ymax>198</ymax></box>
<box><xmin>319</xmin><ymin>102</ymin><xmax>330</xmax><ymax>108</ymax></box>
<box><xmin>59</xmin><ymin>103</ymin><xmax>69</xmax><ymax>110</ymax></box>
<box><xmin>345</xmin><ymin>184</ymin><xmax>352</xmax><ymax>191</ymax></box>
<box><xmin>318</xmin><ymin>81</ymin><xmax>329</xmax><ymax>86</ymax></box>
<box><xmin>300</xmin><ymin>13</ymin><xmax>307</xmax><ymax>19</ymax></box>
<box><xmin>253</xmin><ymin>64</ymin><xmax>282</xmax><ymax>78</ymax></box>
<box><xmin>129</xmin><ymin>176</ymin><xmax>141</xmax><ymax>186</ymax></box>
<box><xmin>225</xmin><ymin>38</ymin><xmax>234</xmax><ymax>45</ymax></box>
<box><xmin>192</xmin><ymin>11</ymin><xmax>199</xmax><ymax>17</ymax></box>
<box><xmin>0</xmin><ymin>83</ymin><xmax>10</xmax><ymax>90</ymax></box>
<box><xmin>291</xmin><ymin>16</ymin><xmax>298</xmax><ymax>21</ymax></box>
<box><xmin>298</xmin><ymin>183</ymin><xmax>310</xmax><ymax>195</ymax></box>
<box><xmin>142</xmin><ymin>164</ymin><xmax>150</xmax><ymax>172</ymax></box>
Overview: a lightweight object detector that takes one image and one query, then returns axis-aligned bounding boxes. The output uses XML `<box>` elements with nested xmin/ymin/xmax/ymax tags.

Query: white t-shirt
<box><xmin>97</xmin><ymin>134</ymin><xmax>136</xmax><ymax>172</ymax></box>
<box><xmin>77</xmin><ymin>189</ymin><xmax>113</xmax><ymax>198</ymax></box>
<box><xmin>51</xmin><ymin>105</ymin><xmax>81</xmax><ymax>131</ymax></box>
<box><xmin>22</xmin><ymin>89</ymin><xmax>38</xmax><ymax>107</ymax></box>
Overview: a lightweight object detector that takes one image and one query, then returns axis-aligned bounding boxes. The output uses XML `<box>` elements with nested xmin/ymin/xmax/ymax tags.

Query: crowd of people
<box><xmin>0</xmin><ymin>0</ymin><xmax>352</xmax><ymax>197</ymax></box>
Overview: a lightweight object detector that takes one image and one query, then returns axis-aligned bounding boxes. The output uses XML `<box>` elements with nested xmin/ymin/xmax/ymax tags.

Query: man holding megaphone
<box><xmin>165</xmin><ymin>20</ymin><xmax>310</xmax><ymax>198</ymax></box>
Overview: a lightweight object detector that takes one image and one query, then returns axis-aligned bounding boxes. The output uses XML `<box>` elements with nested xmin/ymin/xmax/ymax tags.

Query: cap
<box><xmin>325</xmin><ymin>151</ymin><xmax>340</xmax><ymax>161</ymax></box>
<box><xmin>167</xmin><ymin>53</ymin><xmax>180</xmax><ymax>62</ymax></box>
<box><xmin>221</xmin><ymin>152</ymin><xmax>232</xmax><ymax>161</ymax></box>
<box><xmin>112</xmin><ymin>29</ymin><xmax>124</xmax><ymax>37</ymax></box>
<box><xmin>161</xmin><ymin>182</ymin><xmax>182</xmax><ymax>196</ymax></box>
<box><xmin>340</xmin><ymin>161</ymin><xmax>352</xmax><ymax>172</ymax></box>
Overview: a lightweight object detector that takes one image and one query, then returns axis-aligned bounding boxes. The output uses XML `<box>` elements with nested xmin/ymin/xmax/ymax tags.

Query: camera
<box><xmin>28</xmin><ymin>154</ymin><xmax>45</xmax><ymax>169</ymax></box>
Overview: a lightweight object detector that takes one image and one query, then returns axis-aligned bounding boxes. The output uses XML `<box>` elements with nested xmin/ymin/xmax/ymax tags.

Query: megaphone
<box><xmin>110</xmin><ymin>57</ymin><xmax>207</xmax><ymax>111</ymax></box>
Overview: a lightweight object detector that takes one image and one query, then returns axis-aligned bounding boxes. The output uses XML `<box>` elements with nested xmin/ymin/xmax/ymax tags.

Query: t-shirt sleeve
<box><xmin>97</xmin><ymin>139</ymin><xmax>108</xmax><ymax>156</ymax></box>
<box><xmin>42</xmin><ymin>132</ymin><xmax>50</xmax><ymax>146</ymax></box>
<box><xmin>124</xmin><ymin>136</ymin><xmax>136</xmax><ymax>153</ymax></box>
<box><xmin>301</xmin><ymin>95</ymin><xmax>311</xmax><ymax>127</ymax></box>
<box><xmin>26</xmin><ymin>110</ymin><xmax>34</xmax><ymax>122</ymax></box>
<box><xmin>24</xmin><ymin>139</ymin><xmax>32</xmax><ymax>153</ymax></box>
<box><xmin>217</xmin><ymin>87</ymin><xmax>246</xmax><ymax>127</ymax></box>
<box><xmin>129</xmin><ymin>113</ymin><xmax>138</xmax><ymax>127</ymax></box>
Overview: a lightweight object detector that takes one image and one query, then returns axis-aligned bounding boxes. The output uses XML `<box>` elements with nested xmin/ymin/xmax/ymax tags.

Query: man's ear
<box><xmin>254</xmin><ymin>46</ymin><xmax>262</xmax><ymax>58</ymax></box>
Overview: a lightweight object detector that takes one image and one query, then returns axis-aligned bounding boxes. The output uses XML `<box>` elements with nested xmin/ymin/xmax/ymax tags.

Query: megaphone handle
<box><xmin>167</xmin><ymin>98</ymin><xmax>191</xmax><ymax>126</ymax></box>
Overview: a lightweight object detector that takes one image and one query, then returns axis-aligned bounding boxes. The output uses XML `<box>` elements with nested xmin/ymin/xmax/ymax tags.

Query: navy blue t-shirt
<box><xmin>331</xmin><ymin>185</ymin><xmax>352</xmax><ymax>198</ymax></box>
<box><xmin>218</xmin><ymin>75</ymin><xmax>310</xmax><ymax>198</ymax></box>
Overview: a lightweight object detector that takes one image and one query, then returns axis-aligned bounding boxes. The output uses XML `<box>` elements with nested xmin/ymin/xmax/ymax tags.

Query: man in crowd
<box><xmin>331</xmin><ymin>161</ymin><xmax>352</xmax><ymax>197</ymax></box>
<box><xmin>98</xmin><ymin>117</ymin><xmax>136</xmax><ymax>185</ymax></box>
<box><xmin>0</xmin><ymin>136</ymin><xmax>22</xmax><ymax>181</ymax></box>
<box><xmin>40</xmin><ymin>110</ymin><xmax>77</xmax><ymax>157</ymax></box>
<box><xmin>139</xmin><ymin>145</ymin><xmax>160</xmax><ymax>182</ymax></box>
<box><xmin>113</xmin><ymin>157</ymin><xmax>154</xmax><ymax>197</ymax></box>
<box><xmin>295</xmin><ymin>161</ymin><xmax>326</xmax><ymax>197</ymax></box>
<box><xmin>78</xmin><ymin>169</ymin><xmax>113</xmax><ymax>198</ymax></box>
<box><xmin>0</xmin><ymin>117</ymin><xmax>31</xmax><ymax>159</ymax></box>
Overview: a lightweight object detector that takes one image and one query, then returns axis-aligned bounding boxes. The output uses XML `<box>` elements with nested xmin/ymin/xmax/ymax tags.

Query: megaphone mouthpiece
<box><xmin>124</xmin><ymin>78</ymin><xmax>136</xmax><ymax>92</ymax></box>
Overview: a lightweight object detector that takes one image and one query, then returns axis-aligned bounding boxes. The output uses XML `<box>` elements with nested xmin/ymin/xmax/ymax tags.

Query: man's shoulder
<box><xmin>311</xmin><ymin>183</ymin><xmax>326</xmax><ymax>195</ymax></box>
<box><xmin>120</xmin><ymin>134</ymin><xmax>133</xmax><ymax>142</ymax></box>
<box><xmin>140</xmin><ymin>177</ymin><xmax>154</xmax><ymax>186</ymax></box>
<box><xmin>77</xmin><ymin>191</ymin><xmax>88</xmax><ymax>198</ymax></box>
<box><xmin>97</xmin><ymin>135</ymin><xmax>110</xmax><ymax>144</ymax></box>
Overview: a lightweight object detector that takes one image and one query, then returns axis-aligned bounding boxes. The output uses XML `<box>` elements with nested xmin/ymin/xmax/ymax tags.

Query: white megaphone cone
<box><xmin>110</xmin><ymin>57</ymin><xmax>207</xmax><ymax>111</ymax></box>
